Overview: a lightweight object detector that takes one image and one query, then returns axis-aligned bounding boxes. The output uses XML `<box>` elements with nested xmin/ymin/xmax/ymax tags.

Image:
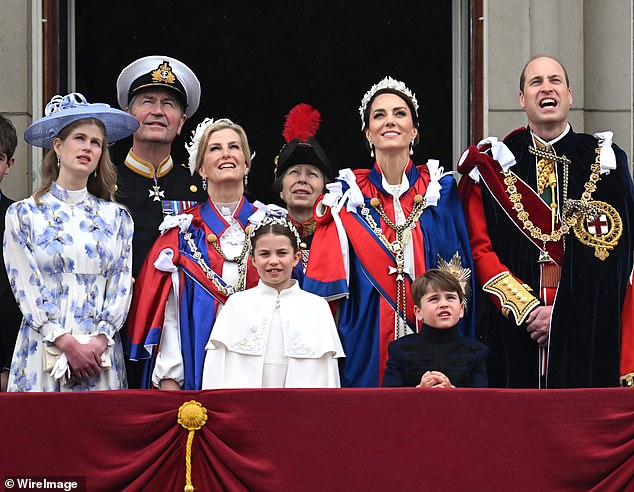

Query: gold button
<box><xmin>245</xmin><ymin>224</ymin><xmax>252</xmax><ymax>235</ymax></box>
<box><xmin>300</xmin><ymin>242</ymin><xmax>307</xmax><ymax>250</ymax></box>
<box><xmin>131</xmin><ymin>277</ymin><xmax>135</xmax><ymax>284</ymax></box>
<box><xmin>413</xmin><ymin>194</ymin><xmax>423</xmax><ymax>204</ymax></box>
<box><xmin>114</xmin><ymin>184</ymin><xmax>118</xmax><ymax>192</ymax></box>
<box><xmin>190</xmin><ymin>185</ymin><xmax>198</xmax><ymax>193</ymax></box>
<box><xmin>207</xmin><ymin>233</ymin><xmax>217</xmax><ymax>243</ymax></box>
<box><xmin>370</xmin><ymin>197</ymin><xmax>380</xmax><ymax>208</ymax></box>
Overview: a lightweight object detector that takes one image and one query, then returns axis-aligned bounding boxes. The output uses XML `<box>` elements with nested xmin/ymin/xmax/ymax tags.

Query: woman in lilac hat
<box><xmin>4</xmin><ymin>93</ymin><xmax>138</xmax><ymax>391</ymax></box>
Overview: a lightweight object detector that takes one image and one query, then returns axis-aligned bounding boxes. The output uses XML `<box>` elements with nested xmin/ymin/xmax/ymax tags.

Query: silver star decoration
<box><xmin>149</xmin><ymin>185</ymin><xmax>165</xmax><ymax>202</ymax></box>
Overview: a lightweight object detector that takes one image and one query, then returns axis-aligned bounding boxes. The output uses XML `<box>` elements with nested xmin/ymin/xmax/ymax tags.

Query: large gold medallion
<box><xmin>571</xmin><ymin>200</ymin><xmax>623</xmax><ymax>260</ymax></box>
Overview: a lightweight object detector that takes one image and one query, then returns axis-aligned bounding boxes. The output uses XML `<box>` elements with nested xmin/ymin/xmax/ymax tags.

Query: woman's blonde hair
<box><xmin>194</xmin><ymin>119</ymin><xmax>252</xmax><ymax>174</ymax></box>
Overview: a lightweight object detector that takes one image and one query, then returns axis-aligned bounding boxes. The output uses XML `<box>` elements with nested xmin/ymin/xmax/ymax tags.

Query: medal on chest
<box><xmin>568</xmin><ymin>201</ymin><xmax>623</xmax><ymax>260</ymax></box>
<box><xmin>149</xmin><ymin>176</ymin><xmax>165</xmax><ymax>202</ymax></box>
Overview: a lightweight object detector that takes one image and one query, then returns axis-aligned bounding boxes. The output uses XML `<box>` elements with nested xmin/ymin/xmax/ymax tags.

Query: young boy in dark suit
<box><xmin>382</xmin><ymin>269</ymin><xmax>488</xmax><ymax>388</ymax></box>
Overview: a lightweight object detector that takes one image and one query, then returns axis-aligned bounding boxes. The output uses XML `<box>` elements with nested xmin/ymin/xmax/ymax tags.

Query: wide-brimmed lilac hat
<box><xmin>24</xmin><ymin>93</ymin><xmax>140</xmax><ymax>148</ymax></box>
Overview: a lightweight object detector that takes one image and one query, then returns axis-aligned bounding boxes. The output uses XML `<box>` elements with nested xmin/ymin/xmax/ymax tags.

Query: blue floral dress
<box><xmin>4</xmin><ymin>182</ymin><xmax>133</xmax><ymax>391</ymax></box>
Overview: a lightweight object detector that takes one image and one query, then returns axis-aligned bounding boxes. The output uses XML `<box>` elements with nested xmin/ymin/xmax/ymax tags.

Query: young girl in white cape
<box><xmin>201</xmin><ymin>203</ymin><xmax>344</xmax><ymax>388</ymax></box>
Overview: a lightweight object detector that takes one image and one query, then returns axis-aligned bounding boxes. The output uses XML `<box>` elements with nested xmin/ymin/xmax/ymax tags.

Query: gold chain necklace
<box><xmin>504</xmin><ymin>146</ymin><xmax>603</xmax><ymax>260</ymax></box>
<box><xmin>183</xmin><ymin>231</ymin><xmax>248</xmax><ymax>297</ymax></box>
<box><xmin>359</xmin><ymin>194</ymin><xmax>426</xmax><ymax>338</ymax></box>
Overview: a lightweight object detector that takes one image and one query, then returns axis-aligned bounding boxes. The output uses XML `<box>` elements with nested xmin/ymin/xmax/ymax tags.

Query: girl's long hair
<box><xmin>33</xmin><ymin>118</ymin><xmax>117</xmax><ymax>204</ymax></box>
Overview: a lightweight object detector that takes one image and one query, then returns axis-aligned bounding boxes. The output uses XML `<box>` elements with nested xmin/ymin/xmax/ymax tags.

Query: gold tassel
<box><xmin>177</xmin><ymin>400</ymin><xmax>208</xmax><ymax>491</ymax></box>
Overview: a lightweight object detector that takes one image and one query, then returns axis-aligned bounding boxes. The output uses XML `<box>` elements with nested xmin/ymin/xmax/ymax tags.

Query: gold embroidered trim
<box><xmin>152</xmin><ymin>61</ymin><xmax>177</xmax><ymax>86</ymax></box>
<box><xmin>124</xmin><ymin>150</ymin><xmax>174</xmax><ymax>178</ymax></box>
<box><xmin>483</xmin><ymin>272</ymin><xmax>540</xmax><ymax>326</ymax></box>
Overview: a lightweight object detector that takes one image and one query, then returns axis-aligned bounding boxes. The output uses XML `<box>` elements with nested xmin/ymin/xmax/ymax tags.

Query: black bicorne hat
<box><xmin>274</xmin><ymin>103</ymin><xmax>333</xmax><ymax>181</ymax></box>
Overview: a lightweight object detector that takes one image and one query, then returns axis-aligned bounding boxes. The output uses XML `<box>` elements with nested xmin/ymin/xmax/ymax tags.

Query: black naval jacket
<box><xmin>116</xmin><ymin>154</ymin><xmax>207</xmax><ymax>277</ymax></box>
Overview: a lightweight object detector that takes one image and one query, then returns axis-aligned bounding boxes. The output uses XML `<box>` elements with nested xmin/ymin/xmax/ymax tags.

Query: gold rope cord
<box><xmin>177</xmin><ymin>400</ymin><xmax>209</xmax><ymax>491</ymax></box>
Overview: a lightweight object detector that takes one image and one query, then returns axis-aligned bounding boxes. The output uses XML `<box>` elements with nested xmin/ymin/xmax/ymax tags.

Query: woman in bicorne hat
<box><xmin>126</xmin><ymin>118</ymin><xmax>260</xmax><ymax>390</ymax></box>
<box><xmin>304</xmin><ymin>77</ymin><xmax>476</xmax><ymax>387</ymax></box>
<box><xmin>5</xmin><ymin>93</ymin><xmax>138</xmax><ymax>391</ymax></box>
<box><xmin>273</xmin><ymin>103</ymin><xmax>333</xmax><ymax>272</ymax></box>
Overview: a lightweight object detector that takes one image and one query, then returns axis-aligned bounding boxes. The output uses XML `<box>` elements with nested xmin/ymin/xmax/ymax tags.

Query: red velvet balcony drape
<box><xmin>2</xmin><ymin>388</ymin><xmax>634</xmax><ymax>491</ymax></box>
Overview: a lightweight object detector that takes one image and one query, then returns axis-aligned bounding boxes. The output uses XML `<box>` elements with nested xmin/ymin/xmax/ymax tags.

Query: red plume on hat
<box><xmin>275</xmin><ymin>103</ymin><xmax>332</xmax><ymax>181</ymax></box>
<box><xmin>282</xmin><ymin>103</ymin><xmax>321</xmax><ymax>143</ymax></box>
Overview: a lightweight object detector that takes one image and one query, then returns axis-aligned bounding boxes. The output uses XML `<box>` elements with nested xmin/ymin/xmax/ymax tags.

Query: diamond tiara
<box><xmin>359</xmin><ymin>76</ymin><xmax>418</xmax><ymax>130</ymax></box>
<box><xmin>185</xmin><ymin>117</ymin><xmax>235</xmax><ymax>175</ymax></box>
<box><xmin>247</xmin><ymin>202</ymin><xmax>302</xmax><ymax>249</ymax></box>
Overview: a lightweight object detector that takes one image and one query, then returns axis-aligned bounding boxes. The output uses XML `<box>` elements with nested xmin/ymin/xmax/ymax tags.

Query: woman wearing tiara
<box><xmin>5</xmin><ymin>93</ymin><xmax>138</xmax><ymax>391</ymax></box>
<box><xmin>304</xmin><ymin>76</ymin><xmax>475</xmax><ymax>387</ymax></box>
<box><xmin>126</xmin><ymin>118</ymin><xmax>259</xmax><ymax>390</ymax></box>
<box><xmin>202</xmin><ymin>204</ymin><xmax>344</xmax><ymax>389</ymax></box>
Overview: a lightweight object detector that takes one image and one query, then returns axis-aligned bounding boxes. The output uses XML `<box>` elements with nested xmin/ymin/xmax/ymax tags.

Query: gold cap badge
<box><xmin>151</xmin><ymin>62</ymin><xmax>176</xmax><ymax>85</ymax></box>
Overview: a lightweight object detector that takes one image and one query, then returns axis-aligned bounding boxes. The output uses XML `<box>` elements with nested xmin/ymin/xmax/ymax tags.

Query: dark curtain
<box><xmin>73</xmin><ymin>0</ymin><xmax>454</xmax><ymax>205</ymax></box>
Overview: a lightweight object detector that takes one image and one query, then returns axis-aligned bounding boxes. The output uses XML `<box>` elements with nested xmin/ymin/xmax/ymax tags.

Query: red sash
<box><xmin>473</xmin><ymin>151</ymin><xmax>564</xmax><ymax>265</ymax></box>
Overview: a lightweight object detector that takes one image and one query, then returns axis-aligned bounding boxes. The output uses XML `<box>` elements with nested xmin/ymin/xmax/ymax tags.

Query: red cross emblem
<box><xmin>587</xmin><ymin>214</ymin><xmax>609</xmax><ymax>235</ymax></box>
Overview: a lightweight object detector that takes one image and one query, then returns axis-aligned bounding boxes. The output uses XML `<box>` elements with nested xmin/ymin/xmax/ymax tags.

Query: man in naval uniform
<box><xmin>116</xmin><ymin>55</ymin><xmax>207</xmax><ymax>278</ymax></box>
<box><xmin>116</xmin><ymin>55</ymin><xmax>206</xmax><ymax>388</ymax></box>
<box><xmin>457</xmin><ymin>55</ymin><xmax>634</xmax><ymax>388</ymax></box>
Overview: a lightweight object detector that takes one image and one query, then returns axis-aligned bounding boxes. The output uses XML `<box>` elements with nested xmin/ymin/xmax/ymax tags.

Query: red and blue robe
<box><xmin>126</xmin><ymin>197</ymin><xmax>258</xmax><ymax>389</ymax></box>
<box><xmin>304</xmin><ymin>161</ymin><xmax>475</xmax><ymax>387</ymax></box>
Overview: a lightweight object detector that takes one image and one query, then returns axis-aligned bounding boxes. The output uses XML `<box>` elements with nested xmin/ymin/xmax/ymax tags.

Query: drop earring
<box><xmin>202</xmin><ymin>177</ymin><xmax>207</xmax><ymax>191</ymax></box>
<box><xmin>56</xmin><ymin>154</ymin><xmax>61</xmax><ymax>168</ymax></box>
<box><xmin>409</xmin><ymin>140</ymin><xmax>414</xmax><ymax>156</ymax></box>
<box><xmin>243</xmin><ymin>173</ymin><xmax>249</xmax><ymax>187</ymax></box>
<box><xmin>369</xmin><ymin>142</ymin><xmax>374</xmax><ymax>158</ymax></box>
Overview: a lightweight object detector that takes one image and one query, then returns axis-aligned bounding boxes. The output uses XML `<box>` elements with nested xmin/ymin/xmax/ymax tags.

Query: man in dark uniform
<box><xmin>457</xmin><ymin>55</ymin><xmax>634</xmax><ymax>388</ymax></box>
<box><xmin>0</xmin><ymin>115</ymin><xmax>22</xmax><ymax>391</ymax></box>
<box><xmin>116</xmin><ymin>56</ymin><xmax>206</xmax><ymax>387</ymax></box>
<box><xmin>116</xmin><ymin>55</ymin><xmax>207</xmax><ymax>277</ymax></box>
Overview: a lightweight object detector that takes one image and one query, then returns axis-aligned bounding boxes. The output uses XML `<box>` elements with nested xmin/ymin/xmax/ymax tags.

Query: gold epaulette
<box><xmin>483</xmin><ymin>272</ymin><xmax>540</xmax><ymax>326</ymax></box>
<box><xmin>620</xmin><ymin>373</ymin><xmax>634</xmax><ymax>387</ymax></box>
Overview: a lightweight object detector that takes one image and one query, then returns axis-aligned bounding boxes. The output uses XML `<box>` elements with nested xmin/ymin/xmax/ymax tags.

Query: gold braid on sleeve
<box><xmin>483</xmin><ymin>272</ymin><xmax>540</xmax><ymax>326</ymax></box>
